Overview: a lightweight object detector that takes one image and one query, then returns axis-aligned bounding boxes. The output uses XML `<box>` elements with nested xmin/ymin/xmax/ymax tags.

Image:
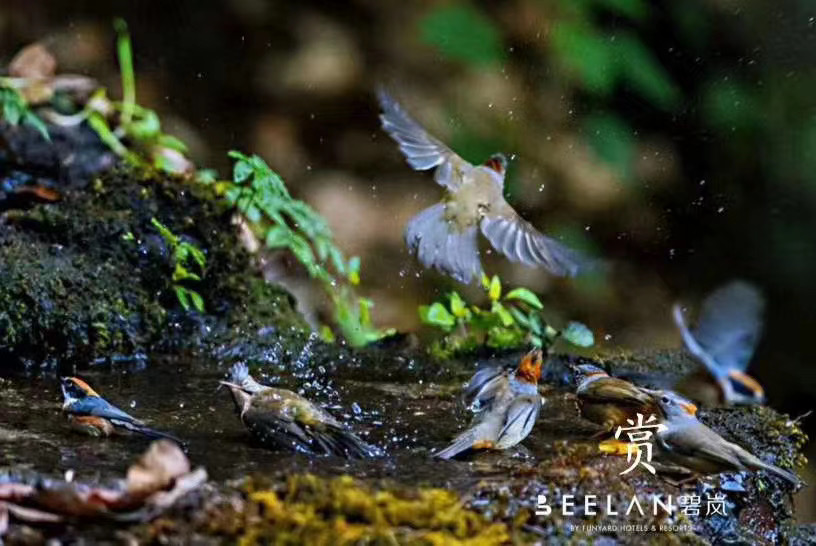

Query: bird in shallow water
<box><xmin>377</xmin><ymin>89</ymin><xmax>592</xmax><ymax>284</ymax></box>
<box><xmin>648</xmin><ymin>389</ymin><xmax>802</xmax><ymax>487</ymax></box>
<box><xmin>434</xmin><ymin>349</ymin><xmax>544</xmax><ymax>459</ymax></box>
<box><xmin>673</xmin><ymin>280</ymin><xmax>766</xmax><ymax>405</ymax></box>
<box><xmin>60</xmin><ymin>377</ymin><xmax>180</xmax><ymax>443</ymax></box>
<box><xmin>570</xmin><ymin>363</ymin><xmax>668</xmax><ymax>435</ymax></box>
<box><xmin>220</xmin><ymin>363</ymin><xmax>380</xmax><ymax>459</ymax></box>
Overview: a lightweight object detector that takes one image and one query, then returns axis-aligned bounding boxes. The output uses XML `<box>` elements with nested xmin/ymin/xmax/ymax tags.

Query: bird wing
<box><xmin>377</xmin><ymin>88</ymin><xmax>473</xmax><ymax>191</ymax></box>
<box><xmin>691</xmin><ymin>281</ymin><xmax>764</xmax><ymax>372</ymax></box>
<box><xmin>479</xmin><ymin>202</ymin><xmax>590</xmax><ymax>277</ymax></box>
<box><xmin>462</xmin><ymin>365</ymin><xmax>508</xmax><ymax>412</ymax></box>
<box><xmin>496</xmin><ymin>395</ymin><xmax>542</xmax><ymax>449</ymax></box>
<box><xmin>579</xmin><ymin>378</ymin><xmax>654</xmax><ymax>407</ymax></box>
<box><xmin>659</xmin><ymin>421</ymin><xmax>743</xmax><ymax>470</ymax></box>
<box><xmin>66</xmin><ymin>396</ymin><xmax>142</xmax><ymax>425</ymax></box>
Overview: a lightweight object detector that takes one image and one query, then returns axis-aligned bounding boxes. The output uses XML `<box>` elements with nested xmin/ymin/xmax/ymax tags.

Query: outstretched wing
<box><xmin>480</xmin><ymin>203</ymin><xmax>591</xmax><ymax>277</ymax></box>
<box><xmin>692</xmin><ymin>281</ymin><xmax>764</xmax><ymax>372</ymax></box>
<box><xmin>377</xmin><ymin>88</ymin><xmax>472</xmax><ymax>190</ymax></box>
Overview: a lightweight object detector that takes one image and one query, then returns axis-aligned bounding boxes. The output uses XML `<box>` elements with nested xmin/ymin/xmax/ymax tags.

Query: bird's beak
<box><xmin>683</xmin><ymin>402</ymin><xmax>698</xmax><ymax>416</ymax></box>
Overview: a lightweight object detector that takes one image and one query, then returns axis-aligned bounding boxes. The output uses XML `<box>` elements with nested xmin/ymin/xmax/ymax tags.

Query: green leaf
<box><xmin>114</xmin><ymin>18</ymin><xmax>136</xmax><ymax>125</ymax></box>
<box><xmin>420</xmin><ymin>4</ymin><xmax>505</xmax><ymax>67</ymax></box>
<box><xmin>550</xmin><ymin>22</ymin><xmax>616</xmax><ymax>95</ymax></box>
<box><xmin>23</xmin><ymin>111</ymin><xmax>50</xmax><ymax>141</ymax></box>
<box><xmin>264</xmin><ymin>225</ymin><xmax>291</xmax><ymax>249</ymax></box>
<box><xmin>504</xmin><ymin>287</ymin><xmax>543</xmax><ymax>309</ymax></box>
<box><xmin>157</xmin><ymin>133</ymin><xmax>189</xmax><ymax>152</ymax></box>
<box><xmin>488</xmin><ymin>275</ymin><xmax>501</xmax><ymax>301</ymax></box>
<box><xmin>126</xmin><ymin>109</ymin><xmax>161</xmax><ymax>140</ymax></box>
<box><xmin>613</xmin><ymin>32</ymin><xmax>680</xmax><ymax>111</ymax></box>
<box><xmin>150</xmin><ymin>217</ymin><xmax>178</xmax><ymax>245</ymax></box>
<box><xmin>491</xmin><ymin>301</ymin><xmax>514</xmax><ymax>327</ymax></box>
<box><xmin>233</xmin><ymin>159</ymin><xmax>253</xmax><ymax>183</ymax></box>
<box><xmin>175</xmin><ymin>286</ymin><xmax>190</xmax><ymax>311</ymax></box>
<box><xmin>189</xmin><ymin>290</ymin><xmax>205</xmax><ymax>313</ymax></box>
<box><xmin>508</xmin><ymin>306</ymin><xmax>531</xmax><ymax>328</ymax></box>
<box><xmin>449</xmin><ymin>291</ymin><xmax>467</xmax><ymax>318</ymax></box>
<box><xmin>562</xmin><ymin>321</ymin><xmax>594</xmax><ymax>347</ymax></box>
<box><xmin>419</xmin><ymin>302</ymin><xmax>455</xmax><ymax>330</ymax></box>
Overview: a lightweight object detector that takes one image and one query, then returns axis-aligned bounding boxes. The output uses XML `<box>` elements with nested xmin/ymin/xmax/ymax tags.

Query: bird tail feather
<box><xmin>433</xmin><ymin>430</ymin><xmax>476</xmax><ymax>460</ymax></box>
<box><xmin>405</xmin><ymin>203</ymin><xmax>482</xmax><ymax>284</ymax></box>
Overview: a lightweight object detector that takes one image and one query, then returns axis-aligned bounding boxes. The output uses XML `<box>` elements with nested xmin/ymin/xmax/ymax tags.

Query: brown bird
<box><xmin>377</xmin><ymin>89</ymin><xmax>592</xmax><ymax>284</ymax></box>
<box><xmin>435</xmin><ymin>349</ymin><xmax>544</xmax><ymax>459</ymax></box>
<box><xmin>220</xmin><ymin>363</ymin><xmax>379</xmax><ymax>459</ymax></box>
<box><xmin>650</xmin><ymin>389</ymin><xmax>801</xmax><ymax>486</ymax></box>
<box><xmin>571</xmin><ymin>363</ymin><xmax>667</xmax><ymax>435</ymax></box>
<box><xmin>673</xmin><ymin>280</ymin><xmax>766</xmax><ymax>405</ymax></box>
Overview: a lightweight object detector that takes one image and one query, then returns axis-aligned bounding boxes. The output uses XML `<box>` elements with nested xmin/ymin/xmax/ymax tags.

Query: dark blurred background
<box><xmin>2</xmin><ymin>0</ymin><xmax>815</xmax><ymax>508</ymax></box>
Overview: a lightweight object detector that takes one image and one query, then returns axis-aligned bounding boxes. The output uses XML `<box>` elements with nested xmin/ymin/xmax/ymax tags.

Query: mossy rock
<box><xmin>0</xmin><ymin>122</ymin><xmax>307</xmax><ymax>371</ymax></box>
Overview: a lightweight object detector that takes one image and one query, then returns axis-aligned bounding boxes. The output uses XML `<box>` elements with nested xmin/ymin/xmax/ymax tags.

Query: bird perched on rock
<box><xmin>60</xmin><ymin>377</ymin><xmax>180</xmax><ymax>443</ymax></box>
<box><xmin>220</xmin><ymin>363</ymin><xmax>379</xmax><ymax>459</ymax></box>
<box><xmin>434</xmin><ymin>349</ymin><xmax>544</xmax><ymax>459</ymax></box>
<box><xmin>650</xmin><ymin>389</ymin><xmax>801</xmax><ymax>487</ymax></box>
<box><xmin>673</xmin><ymin>280</ymin><xmax>766</xmax><ymax>405</ymax></box>
<box><xmin>377</xmin><ymin>89</ymin><xmax>591</xmax><ymax>284</ymax></box>
<box><xmin>570</xmin><ymin>363</ymin><xmax>666</xmax><ymax>435</ymax></box>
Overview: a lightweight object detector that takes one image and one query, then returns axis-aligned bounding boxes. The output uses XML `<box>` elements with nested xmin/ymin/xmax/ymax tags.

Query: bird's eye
<box><xmin>662</xmin><ymin>396</ymin><xmax>670</xmax><ymax>404</ymax></box>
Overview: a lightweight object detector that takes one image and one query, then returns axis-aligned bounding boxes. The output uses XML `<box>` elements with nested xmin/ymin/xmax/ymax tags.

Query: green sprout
<box><xmin>74</xmin><ymin>19</ymin><xmax>192</xmax><ymax>174</ymax></box>
<box><xmin>0</xmin><ymin>85</ymin><xmax>49</xmax><ymax>140</ymax></box>
<box><xmin>218</xmin><ymin>151</ymin><xmax>393</xmax><ymax>346</ymax></box>
<box><xmin>419</xmin><ymin>273</ymin><xmax>593</xmax><ymax>358</ymax></box>
<box><xmin>150</xmin><ymin>218</ymin><xmax>207</xmax><ymax>313</ymax></box>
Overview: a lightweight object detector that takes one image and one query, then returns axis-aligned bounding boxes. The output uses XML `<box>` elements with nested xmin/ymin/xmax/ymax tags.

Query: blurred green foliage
<box><xmin>149</xmin><ymin>218</ymin><xmax>207</xmax><ymax>313</ymax></box>
<box><xmin>0</xmin><ymin>85</ymin><xmax>49</xmax><ymax>140</ymax></box>
<box><xmin>218</xmin><ymin>151</ymin><xmax>393</xmax><ymax>347</ymax></box>
<box><xmin>420</xmin><ymin>4</ymin><xmax>505</xmax><ymax>66</ymax></box>
<box><xmin>419</xmin><ymin>274</ymin><xmax>593</xmax><ymax>358</ymax></box>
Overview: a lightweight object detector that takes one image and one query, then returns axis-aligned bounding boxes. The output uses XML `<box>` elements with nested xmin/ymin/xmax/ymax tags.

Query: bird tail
<box><xmin>116</xmin><ymin>420</ymin><xmax>182</xmax><ymax>445</ymax></box>
<box><xmin>405</xmin><ymin>203</ymin><xmax>482</xmax><ymax>284</ymax></box>
<box><xmin>433</xmin><ymin>430</ymin><xmax>477</xmax><ymax>460</ymax></box>
<box><xmin>756</xmin><ymin>459</ymin><xmax>803</xmax><ymax>487</ymax></box>
<box><xmin>318</xmin><ymin>427</ymin><xmax>382</xmax><ymax>459</ymax></box>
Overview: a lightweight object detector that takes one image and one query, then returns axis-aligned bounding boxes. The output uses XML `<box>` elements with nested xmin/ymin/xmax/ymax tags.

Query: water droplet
<box><xmin>352</xmin><ymin>402</ymin><xmax>362</xmax><ymax>415</ymax></box>
<box><xmin>604</xmin><ymin>334</ymin><xmax>612</xmax><ymax>341</ymax></box>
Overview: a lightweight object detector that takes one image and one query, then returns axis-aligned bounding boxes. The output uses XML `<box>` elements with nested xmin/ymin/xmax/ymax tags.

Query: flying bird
<box><xmin>377</xmin><ymin>89</ymin><xmax>592</xmax><ymax>284</ymax></box>
<box><xmin>673</xmin><ymin>280</ymin><xmax>766</xmax><ymax>405</ymax></box>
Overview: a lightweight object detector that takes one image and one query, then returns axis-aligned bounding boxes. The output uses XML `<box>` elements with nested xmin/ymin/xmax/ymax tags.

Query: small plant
<box><xmin>419</xmin><ymin>274</ymin><xmax>593</xmax><ymax>358</ymax></box>
<box><xmin>215</xmin><ymin>151</ymin><xmax>392</xmax><ymax>346</ymax></box>
<box><xmin>84</xmin><ymin>19</ymin><xmax>192</xmax><ymax>174</ymax></box>
<box><xmin>0</xmin><ymin>85</ymin><xmax>49</xmax><ymax>140</ymax></box>
<box><xmin>150</xmin><ymin>218</ymin><xmax>207</xmax><ymax>313</ymax></box>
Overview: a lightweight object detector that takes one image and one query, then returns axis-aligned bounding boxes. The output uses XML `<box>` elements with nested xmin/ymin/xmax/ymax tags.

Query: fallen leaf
<box><xmin>126</xmin><ymin>440</ymin><xmax>190</xmax><ymax>498</ymax></box>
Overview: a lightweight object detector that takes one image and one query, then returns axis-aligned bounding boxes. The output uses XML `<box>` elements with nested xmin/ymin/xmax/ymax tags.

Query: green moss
<box><xmin>0</xmin><ymin>161</ymin><xmax>307</xmax><ymax>369</ymax></box>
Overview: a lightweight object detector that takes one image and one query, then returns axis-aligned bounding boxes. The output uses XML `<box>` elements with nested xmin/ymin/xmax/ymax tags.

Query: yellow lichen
<box><xmin>223</xmin><ymin>474</ymin><xmax>512</xmax><ymax>545</ymax></box>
